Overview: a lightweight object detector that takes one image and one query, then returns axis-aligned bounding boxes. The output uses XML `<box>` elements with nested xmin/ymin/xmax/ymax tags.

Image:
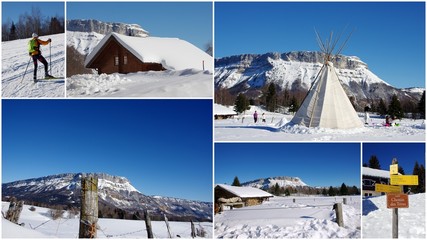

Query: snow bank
<box><xmin>215</xmin><ymin>196</ymin><xmax>361</xmax><ymax>238</ymax></box>
<box><xmin>67</xmin><ymin>69</ymin><xmax>212</xmax><ymax>97</ymax></box>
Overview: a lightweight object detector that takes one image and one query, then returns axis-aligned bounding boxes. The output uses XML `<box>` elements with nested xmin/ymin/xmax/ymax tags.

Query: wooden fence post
<box><xmin>164</xmin><ymin>214</ymin><xmax>172</xmax><ymax>238</ymax></box>
<box><xmin>293</xmin><ymin>199</ymin><xmax>296</xmax><ymax>203</ymax></box>
<box><xmin>333</xmin><ymin>203</ymin><xmax>344</xmax><ymax>227</ymax></box>
<box><xmin>191</xmin><ymin>220</ymin><xmax>196</xmax><ymax>238</ymax></box>
<box><xmin>6</xmin><ymin>197</ymin><xmax>24</xmax><ymax>224</ymax></box>
<box><xmin>79</xmin><ymin>176</ymin><xmax>98</xmax><ymax>238</ymax></box>
<box><xmin>343</xmin><ymin>198</ymin><xmax>347</xmax><ymax>205</ymax></box>
<box><xmin>144</xmin><ymin>209</ymin><xmax>153</xmax><ymax>238</ymax></box>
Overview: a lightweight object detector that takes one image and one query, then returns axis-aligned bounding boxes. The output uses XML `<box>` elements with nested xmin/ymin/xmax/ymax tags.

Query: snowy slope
<box><xmin>67</xmin><ymin>31</ymin><xmax>104</xmax><ymax>55</ymax></box>
<box><xmin>215</xmin><ymin>196</ymin><xmax>361</xmax><ymax>238</ymax></box>
<box><xmin>2</xmin><ymin>202</ymin><xmax>212</xmax><ymax>238</ymax></box>
<box><xmin>214</xmin><ymin>106</ymin><xmax>425</xmax><ymax>141</ymax></box>
<box><xmin>2</xmin><ymin>33</ymin><xmax>65</xmax><ymax>97</ymax></box>
<box><xmin>362</xmin><ymin>193</ymin><xmax>425</xmax><ymax>238</ymax></box>
<box><xmin>67</xmin><ymin>69</ymin><xmax>213</xmax><ymax>97</ymax></box>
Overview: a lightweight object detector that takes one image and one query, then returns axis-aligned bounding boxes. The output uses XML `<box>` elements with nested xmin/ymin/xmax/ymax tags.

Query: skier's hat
<box><xmin>32</xmin><ymin>33</ymin><xmax>38</xmax><ymax>38</ymax></box>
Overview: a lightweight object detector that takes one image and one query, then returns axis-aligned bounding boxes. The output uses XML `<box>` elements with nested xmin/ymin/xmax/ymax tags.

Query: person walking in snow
<box><xmin>262</xmin><ymin>113</ymin><xmax>266</xmax><ymax>123</ymax></box>
<box><xmin>253</xmin><ymin>111</ymin><xmax>258</xmax><ymax>123</ymax></box>
<box><xmin>28</xmin><ymin>33</ymin><xmax>53</xmax><ymax>82</ymax></box>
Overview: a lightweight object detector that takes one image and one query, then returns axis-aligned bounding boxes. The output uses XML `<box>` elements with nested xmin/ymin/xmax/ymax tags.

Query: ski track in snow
<box><xmin>215</xmin><ymin>196</ymin><xmax>361</xmax><ymax>238</ymax></box>
<box><xmin>2</xmin><ymin>33</ymin><xmax>65</xmax><ymax>98</ymax></box>
<box><xmin>215</xmin><ymin>106</ymin><xmax>425</xmax><ymax>141</ymax></box>
<box><xmin>67</xmin><ymin>69</ymin><xmax>213</xmax><ymax>97</ymax></box>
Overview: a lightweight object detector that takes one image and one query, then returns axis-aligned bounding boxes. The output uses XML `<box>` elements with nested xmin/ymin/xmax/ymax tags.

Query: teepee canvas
<box><xmin>290</xmin><ymin>31</ymin><xmax>363</xmax><ymax>129</ymax></box>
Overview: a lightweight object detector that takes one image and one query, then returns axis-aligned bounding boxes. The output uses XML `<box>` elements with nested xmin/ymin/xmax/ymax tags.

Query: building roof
<box><xmin>214</xmin><ymin>104</ymin><xmax>237</xmax><ymax>115</ymax></box>
<box><xmin>362</xmin><ymin>167</ymin><xmax>396</xmax><ymax>179</ymax></box>
<box><xmin>85</xmin><ymin>32</ymin><xmax>213</xmax><ymax>72</ymax></box>
<box><xmin>216</xmin><ymin>184</ymin><xmax>273</xmax><ymax>198</ymax></box>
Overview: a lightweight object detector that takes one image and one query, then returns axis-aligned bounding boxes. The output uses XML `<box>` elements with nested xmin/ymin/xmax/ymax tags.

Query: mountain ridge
<box><xmin>2</xmin><ymin>173</ymin><xmax>212</xmax><ymax>222</ymax></box>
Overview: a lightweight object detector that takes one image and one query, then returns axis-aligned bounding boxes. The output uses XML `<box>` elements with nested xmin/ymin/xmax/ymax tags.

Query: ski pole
<box><xmin>20</xmin><ymin>57</ymin><xmax>32</xmax><ymax>84</ymax></box>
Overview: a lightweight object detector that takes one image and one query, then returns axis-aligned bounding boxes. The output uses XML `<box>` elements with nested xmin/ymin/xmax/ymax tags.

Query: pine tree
<box><xmin>285</xmin><ymin>188</ymin><xmax>291</xmax><ymax>196</ymax></box>
<box><xmin>418</xmin><ymin>91</ymin><xmax>425</xmax><ymax>119</ymax></box>
<box><xmin>388</xmin><ymin>94</ymin><xmax>404</xmax><ymax>119</ymax></box>
<box><xmin>368</xmin><ymin>155</ymin><xmax>381</xmax><ymax>169</ymax></box>
<box><xmin>9</xmin><ymin>21</ymin><xmax>16</xmax><ymax>40</ymax></box>
<box><xmin>339</xmin><ymin>183</ymin><xmax>348</xmax><ymax>196</ymax></box>
<box><xmin>289</xmin><ymin>96</ymin><xmax>299</xmax><ymax>114</ymax></box>
<box><xmin>234</xmin><ymin>93</ymin><xmax>249</xmax><ymax>114</ymax></box>
<box><xmin>412</xmin><ymin>161</ymin><xmax>425</xmax><ymax>193</ymax></box>
<box><xmin>362</xmin><ymin>163</ymin><xmax>368</xmax><ymax>167</ymax></box>
<box><xmin>398</xmin><ymin>166</ymin><xmax>405</xmax><ymax>175</ymax></box>
<box><xmin>232</xmin><ymin>176</ymin><xmax>241</xmax><ymax>186</ymax></box>
<box><xmin>322</xmin><ymin>188</ymin><xmax>327</xmax><ymax>196</ymax></box>
<box><xmin>273</xmin><ymin>183</ymin><xmax>281</xmax><ymax>196</ymax></box>
<box><xmin>265</xmin><ymin>83</ymin><xmax>278</xmax><ymax>112</ymax></box>
<box><xmin>377</xmin><ymin>98</ymin><xmax>387</xmax><ymax>116</ymax></box>
<box><xmin>328</xmin><ymin>186</ymin><xmax>336</xmax><ymax>196</ymax></box>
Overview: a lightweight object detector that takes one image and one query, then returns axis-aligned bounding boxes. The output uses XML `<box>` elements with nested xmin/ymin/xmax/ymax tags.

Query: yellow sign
<box><xmin>390</xmin><ymin>164</ymin><xmax>398</xmax><ymax>175</ymax></box>
<box><xmin>390</xmin><ymin>175</ymin><xmax>419</xmax><ymax>185</ymax></box>
<box><xmin>375</xmin><ymin>183</ymin><xmax>402</xmax><ymax>193</ymax></box>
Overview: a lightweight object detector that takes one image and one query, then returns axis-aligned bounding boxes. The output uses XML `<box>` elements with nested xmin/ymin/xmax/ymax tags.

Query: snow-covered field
<box><xmin>215</xmin><ymin>196</ymin><xmax>361</xmax><ymax>238</ymax></box>
<box><xmin>1</xmin><ymin>202</ymin><xmax>212</xmax><ymax>238</ymax></box>
<box><xmin>2</xmin><ymin>33</ymin><xmax>65</xmax><ymax>98</ymax></box>
<box><xmin>215</xmin><ymin>106</ymin><xmax>425</xmax><ymax>141</ymax></box>
<box><xmin>362</xmin><ymin>193</ymin><xmax>425</xmax><ymax>238</ymax></box>
<box><xmin>67</xmin><ymin>69</ymin><xmax>213</xmax><ymax>97</ymax></box>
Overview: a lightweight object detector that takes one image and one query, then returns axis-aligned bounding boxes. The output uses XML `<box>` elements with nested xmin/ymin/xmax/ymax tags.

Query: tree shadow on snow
<box><xmin>216</xmin><ymin>125</ymin><xmax>281</xmax><ymax>132</ymax></box>
<box><xmin>362</xmin><ymin>198</ymin><xmax>379</xmax><ymax>216</ymax></box>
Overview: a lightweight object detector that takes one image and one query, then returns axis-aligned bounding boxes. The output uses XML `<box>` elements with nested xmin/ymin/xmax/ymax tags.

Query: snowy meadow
<box><xmin>2</xmin><ymin>202</ymin><xmax>212</xmax><ymax>238</ymax></box>
<box><xmin>215</xmin><ymin>106</ymin><xmax>425</xmax><ymax>142</ymax></box>
<box><xmin>215</xmin><ymin>196</ymin><xmax>361</xmax><ymax>238</ymax></box>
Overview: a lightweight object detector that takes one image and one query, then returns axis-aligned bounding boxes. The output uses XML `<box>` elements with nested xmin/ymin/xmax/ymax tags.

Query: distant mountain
<box><xmin>241</xmin><ymin>176</ymin><xmax>308</xmax><ymax>189</ymax></box>
<box><xmin>215</xmin><ymin>51</ymin><xmax>424</xmax><ymax>109</ymax></box>
<box><xmin>2</xmin><ymin>173</ymin><xmax>212</xmax><ymax>222</ymax></box>
<box><xmin>67</xmin><ymin>19</ymin><xmax>149</xmax><ymax>37</ymax></box>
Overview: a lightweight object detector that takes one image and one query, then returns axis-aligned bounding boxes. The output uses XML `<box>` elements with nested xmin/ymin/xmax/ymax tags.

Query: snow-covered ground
<box><xmin>362</xmin><ymin>193</ymin><xmax>425</xmax><ymax>238</ymax></box>
<box><xmin>215</xmin><ymin>106</ymin><xmax>425</xmax><ymax>141</ymax></box>
<box><xmin>215</xmin><ymin>196</ymin><xmax>361</xmax><ymax>238</ymax></box>
<box><xmin>67</xmin><ymin>69</ymin><xmax>213</xmax><ymax>97</ymax></box>
<box><xmin>1</xmin><ymin>202</ymin><xmax>212</xmax><ymax>238</ymax></box>
<box><xmin>2</xmin><ymin>33</ymin><xmax>65</xmax><ymax>98</ymax></box>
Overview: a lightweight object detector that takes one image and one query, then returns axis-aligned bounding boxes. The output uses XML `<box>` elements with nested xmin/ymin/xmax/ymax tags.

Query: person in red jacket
<box><xmin>28</xmin><ymin>33</ymin><xmax>53</xmax><ymax>81</ymax></box>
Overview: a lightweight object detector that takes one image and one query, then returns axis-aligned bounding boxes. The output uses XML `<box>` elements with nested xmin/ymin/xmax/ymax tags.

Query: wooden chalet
<box><xmin>214</xmin><ymin>104</ymin><xmax>238</xmax><ymax>120</ymax></box>
<box><xmin>84</xmin><ymin>32</ymin><xmax>213</xmax><ymax>74</ymax></box>
<box><xmin>215</xmin><ymin>184</ymin><xmax>273</xmax><ymax>208</ymax></box>
<box><xmin>362</xmin><ymin>167</ymin><xmax>402</xmax><ymax>197</ymax></box>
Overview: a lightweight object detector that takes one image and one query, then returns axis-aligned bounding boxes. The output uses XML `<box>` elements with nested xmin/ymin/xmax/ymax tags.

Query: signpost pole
<box><xmin>392</xmin><ymin>208</ymin><xmax>398</xmax><ymax>238</ymax></box>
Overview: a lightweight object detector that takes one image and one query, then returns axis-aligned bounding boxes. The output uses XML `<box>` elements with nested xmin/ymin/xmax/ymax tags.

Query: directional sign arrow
<box><xmin>390</xmin><ymin>175</ymin><xmax>419</xmax><ymax>186</ymax></box>
<box><xmin>375</xmin><ymin>183</ymin><xmax>402</xmax><ymax>193</ymax></box>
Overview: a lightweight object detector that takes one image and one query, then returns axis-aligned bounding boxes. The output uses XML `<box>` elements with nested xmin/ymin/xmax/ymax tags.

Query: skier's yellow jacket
<box><xmin>28</xmin><ymin>38</ymin><xmax>50</xmax><ymax>56</ymax></box>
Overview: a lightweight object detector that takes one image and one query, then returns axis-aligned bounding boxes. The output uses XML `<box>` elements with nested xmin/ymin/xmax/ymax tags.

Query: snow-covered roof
<box><xmin>214</xmin><ymin>104</ymin><xmax>237</xmax><ymax>115</ymax></box>
<box><xmin>85</xmin><ymin>32</ymin><xmax>213</xmax><ymax>72</ymax></box>
<box><xmin>362</xmin><ymin>167</ymin><xmax>397</xmax><ymax>179</ymax></box>
<box><xmin>216</xmin><ymin>184</ymin><xmax>273</xmax><ymax>198</ymax></box>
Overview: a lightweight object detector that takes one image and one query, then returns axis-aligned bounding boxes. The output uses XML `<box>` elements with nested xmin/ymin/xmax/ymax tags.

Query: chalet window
<box><xmin>114</xmin><ymin>56</ymin><xmax>119</xmax><ymax>66</ymax></box>
<box><xmin>124</xmin><ymin>55</ymin><xmax>128</xmax><ymax>65</ymax></box>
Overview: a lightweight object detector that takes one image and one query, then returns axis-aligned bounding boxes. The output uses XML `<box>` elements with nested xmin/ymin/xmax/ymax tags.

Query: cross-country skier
<box><xmin>28</xmin><ymin>33</ymin><xmax>53</xmax><ymax>82</ymax></box>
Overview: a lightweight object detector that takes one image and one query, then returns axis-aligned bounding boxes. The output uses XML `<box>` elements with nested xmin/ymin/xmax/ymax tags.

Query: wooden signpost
<box><xmin>375</xmin><ymin>184</ymin><xmax>401</xmax><ymax>193</ymax></box>
<box><xmin>373</xmin><ymin>160</ymin><xmax>419</xmax><ymax>239</ymax></box>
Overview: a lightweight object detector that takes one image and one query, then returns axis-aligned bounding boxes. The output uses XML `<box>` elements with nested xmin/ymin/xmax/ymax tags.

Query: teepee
<box><xmin>290</xmin><ymin>31</ymin><xmax>363</xmax><ymax>129</ymax></box>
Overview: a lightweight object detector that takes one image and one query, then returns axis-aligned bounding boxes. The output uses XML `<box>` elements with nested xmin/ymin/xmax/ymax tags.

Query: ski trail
<box><xmin>2</xmin><ymin>33</ymin><xmax>65</xmax><ymax>98</ymax></box>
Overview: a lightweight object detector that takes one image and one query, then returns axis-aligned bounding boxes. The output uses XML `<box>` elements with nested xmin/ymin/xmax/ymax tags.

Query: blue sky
<box><xmin>215</xmin><ymin>2</ymin><xmax>425</xmax><ymax>88</ymax></box>
<box><xmin>2</xmin><ymin>2</ymin><xmax>64</xmax><ymax>22</ymax></box>
<box><xmin>215</xmin><ymin>143</ymin><xmax>361</xmax><ymax>187</ymax></box>
<box><xmin>67</xmin><ymin>1</ymin><xmax>212</xmax><ymax>51</ymax></box>
<box><xmin>363</xmin><ymin>143</ymin><xmax>425</xmax><ymax>175</ymax></box>
<box><xmin>2</xmin><ymin>100</ymin><xmax>213</xmax><ymax>202</ymax></box>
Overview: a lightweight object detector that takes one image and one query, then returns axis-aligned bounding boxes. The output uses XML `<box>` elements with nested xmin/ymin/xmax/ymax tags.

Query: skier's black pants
<box><xmin>32</xmin><ymin>54</ymin><xmax>48</xmax><ymax>78</ymax></box>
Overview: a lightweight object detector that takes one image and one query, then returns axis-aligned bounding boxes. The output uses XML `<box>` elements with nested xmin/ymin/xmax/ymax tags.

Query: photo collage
<box><xmin>1</xmin><ymin>1</ymin><xmax>425</xmax><ymax>239</ymax></box>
